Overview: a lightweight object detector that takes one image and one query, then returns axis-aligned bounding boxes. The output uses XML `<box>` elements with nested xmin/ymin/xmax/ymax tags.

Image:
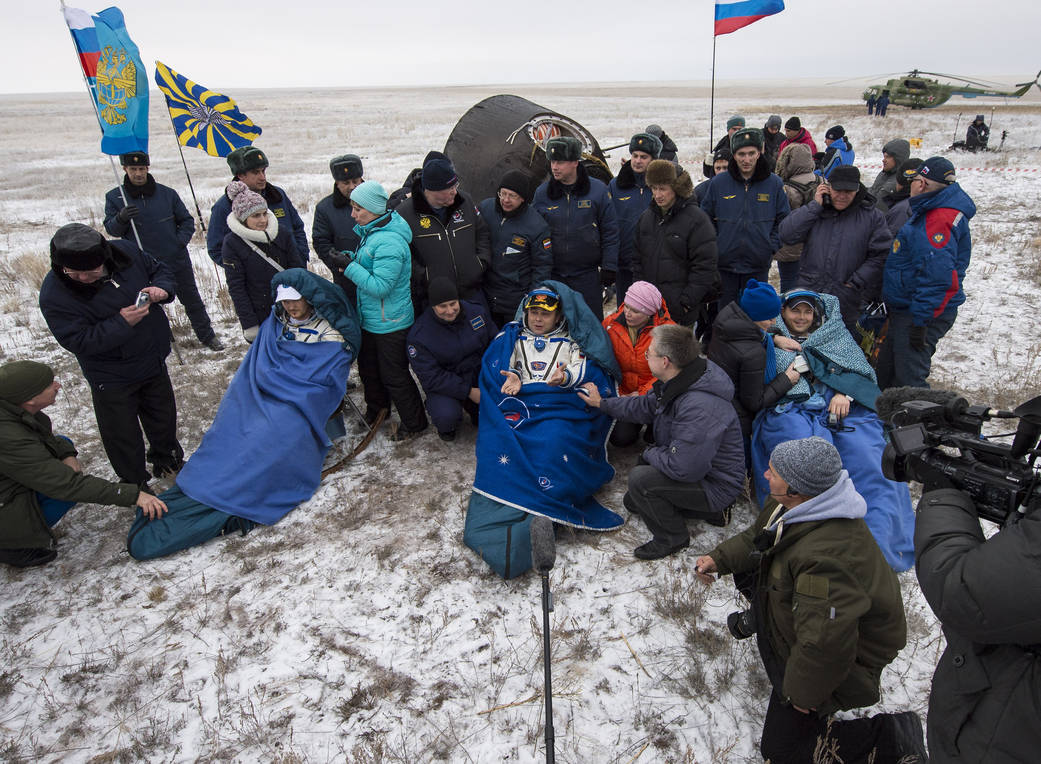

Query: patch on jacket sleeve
<box><xmin>577</xmin><ymin>199</ymin><xmax>592</xmax><ymax>209</ymax></box>
<box><xmin>407</xmin><ymin>344</ymin><xmax>417</xmax><ymax>357</ymax></box>
<box><xmin>470</xmin><ymin>315</ymin><xmax>485</xmax><ymax>331</ymax></box>
<box><xmin>273</xmin><ymin>207</ymin><xmax>286</xmax><ymax>218</ymax></box>
<box><xmin>542</xmin><ymin>237</ymin><xmax>552</xmax><ymax>249</ymax></box>
<box><xmin>925</xmin><ymin>208</ymin><xmax>961</xmax><ymax>249</ymax></box>
<box><xmin>892</xmin><ymin>239</ymin><xmax>900</xmax><ymax>253</ymax></box>
<box><xmin>795</xmin><ymin>573</ymin><xmax>829</xmax><ymax>599</ymax></box>
<box><xmin>757</xmin><ymin>193</ymin><xmax>770</xmax><ymax>202</ymax></box>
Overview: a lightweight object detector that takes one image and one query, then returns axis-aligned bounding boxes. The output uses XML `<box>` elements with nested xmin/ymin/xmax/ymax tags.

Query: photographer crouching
<box><xmin>880</xmin><ymin>387</ymin><xmax>1041</xmax><ymax>760</ymax></box>
<box><xmin>695</xmin><ymin>436</ymin><xmax>926</xmax><ymax>762</ymax></box>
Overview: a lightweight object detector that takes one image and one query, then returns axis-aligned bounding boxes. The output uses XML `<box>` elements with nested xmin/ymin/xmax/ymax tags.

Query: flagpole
<box><xmin>709</xmin><ymin>34</ymin><xmax>717</xmax><ymax>155</ymax></box>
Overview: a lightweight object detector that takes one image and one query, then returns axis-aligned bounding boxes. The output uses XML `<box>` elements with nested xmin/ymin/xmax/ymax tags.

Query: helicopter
<box><xmin>861</xmin><ymin>70</ymin><xmax>1041</xmax><ymax>109</ymax></box>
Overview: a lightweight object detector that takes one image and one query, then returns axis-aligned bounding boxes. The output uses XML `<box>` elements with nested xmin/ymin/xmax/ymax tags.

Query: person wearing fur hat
<box><xmin>406</xmin><ymin>278</ymin><xmax>497</xmax><ymax>441</ymax></box>
<box><xmin>478</xmin><ymin>170</ymin><xmax>553</xmax><ymax>328</ymax></box>
<box><xmin>693</xmin><ymin>147</ymin><xmax>731</xmax><ymax>205</ymax></box>
<box><xmin>773</xmin><ymin>143</ymin><xmax>821</xmax><ymax>292</ymax></box>
<box><xmin>313</xmin><ymin>154</ymin><xmax>364</xmax><ymax>306</ymax></box>
<box><xmin>707</xmin><ymin>279</ymin><xmax>801</xmax><ymax>466</ymax></box>
<box><xmin>869</xmin><ymin>138</ymin><xmax>911</xmax><ymax>210</ymax></box>
<box><xmin>206</xmin><ymin>146</ymin><xmax>308</xmax><ymax>265</ymax></box>
<box><xmin>395</xmin><ymin>153</ymin><xmax>491</xmax><ymax>309</ymax></box>
<box><xmin>104</xmin><ymin>152</ymin><xmax>223</xmax><ymax>351</ymax></box>
<box><xmin>644</xmin><ymin>124</ymin><xmax>678</xmax><ymax>162</ymax></box>
<box><xmin>581</xmin><ymin>324</ymin><xmax>745</xmax><ymax>559</ymax></box>
<box><xmin>39</xmin><ymin>223</ymin><xmax>184</xmax><ymax>489</ymax></box>
<box><xmin>0</xmin><ymin>360</ymin><xmax>167</xmax><ymax>568</ymax></box>
<box><xmin>533</xmin><ymin>136</ymin><xmax>620</xmax><ymax>320</ymax></box>
<box><xmin>608</xmin><ymin>132</ymin><xmax>663</xmax><ymax>304</ymax></box>
<box><xmin>695</xmin><ymin>436</ymin><xmax>925</xmax><ymax>764</ymax></box>
<box><xmin>778</xmin><ymin>165</ymin><xmax>892</xmax><ymax>334</ymax></box>
<box><xmin>700</xmin><ymin>128</ymin><xmax>790</xmax><ymax>311</ymax></box>
<box><xmin>777</xmin><ymin>116</ymin><xmax>818</xmax><ymax>156</ymax></box>
<box><xmin>221</xmin><ymin>181</ymin><xmax>305</xmax><ymax>343</ymax></box>
<box><xmin>633</xmin><ymin>160</ymin><xmax>720</xmax><ymax>330</ymax></box>
<box><xmin>817</xmin><ymin>125</ymin><xmax>855</xmax><ymax>180</ymax></box>
<box><xmin>601</xmin><ymin>281</ymin><xmax>675</xmax><ymax>446</ymax></box>
<box><xmin>340</xmin><ymin>180</ymin><xmax>429</xmax><ymax>441</ymax></box>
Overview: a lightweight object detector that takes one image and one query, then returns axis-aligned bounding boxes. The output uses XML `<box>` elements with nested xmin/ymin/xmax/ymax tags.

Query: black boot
<box><xmin>0</xmin><ymin>547</ymin><xmax>57</xmax><ymax>568</ymax></box>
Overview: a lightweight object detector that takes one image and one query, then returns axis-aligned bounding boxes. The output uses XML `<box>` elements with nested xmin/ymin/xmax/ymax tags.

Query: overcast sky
<box><xmin>5</xmin><ymin>0</ymin><xmax>1040</xmax><ymax>94</ymax></box>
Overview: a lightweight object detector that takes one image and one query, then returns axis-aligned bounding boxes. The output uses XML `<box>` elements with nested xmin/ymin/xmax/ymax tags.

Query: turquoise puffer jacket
<box><xmin>344</xmin><ymin>211</ymin><xmax>415</xmax><ymax>335</ymax></box>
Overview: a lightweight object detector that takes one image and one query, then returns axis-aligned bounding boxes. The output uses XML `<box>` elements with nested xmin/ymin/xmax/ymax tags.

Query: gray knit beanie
<box><xmin>228</xmin><ymin>180</ymin><xmax>267</xmax><ymax>221</ymax></box>
<box><xmin>770</xmin><ymin>436</ymin><xmax>842</xmax><ymax>496</ymax></box>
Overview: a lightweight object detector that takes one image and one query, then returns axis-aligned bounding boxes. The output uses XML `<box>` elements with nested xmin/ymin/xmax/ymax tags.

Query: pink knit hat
<box><xmin>623</xmin><ymin>281</ymin><xmax>662</xmax><ymax>316</ymax></box>
<box><xmin>228</xmin><ymin>180</ymin><xmax>267</xmax><ymax>221</ymax></box>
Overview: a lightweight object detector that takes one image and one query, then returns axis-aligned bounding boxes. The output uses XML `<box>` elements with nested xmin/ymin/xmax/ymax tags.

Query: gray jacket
<box><xmin>600</xmin><ymin>358</ymin><xmax>744</xmax><ymax>512</ymax></box>
<box><xmin>915</xmin><ymin>489</ymin><xmax>1041</xmax><ymax>762</ymax></box>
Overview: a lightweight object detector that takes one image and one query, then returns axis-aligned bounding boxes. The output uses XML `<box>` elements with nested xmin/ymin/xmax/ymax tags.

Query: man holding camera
<box><xmin>695</xmin><ymin>437</ymin><xmax>925</xmax><ymax>763</ymax></box>
<box><xmin>39</xmin><ymin>224</ymin><xmax>183</xmax><ymax>490</ymax></box>
<box><xmin>915</xmin><ymin>485</ymin><xmax>1041</xmax><ymax>760</ymax></box>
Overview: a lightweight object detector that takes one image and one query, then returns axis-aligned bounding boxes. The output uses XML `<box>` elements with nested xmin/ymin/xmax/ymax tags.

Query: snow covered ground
<box><xmin>0</xmin><ymin>82</ymin><xmax>1039</xmax><ymax>762</ymax></box>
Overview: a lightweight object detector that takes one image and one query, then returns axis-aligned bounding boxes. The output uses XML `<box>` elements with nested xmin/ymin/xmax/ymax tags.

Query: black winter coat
<box><xmin>222</xmin><ymin>217</ymin><xmax>304</xmax><ymax>330</ymax></box>
<box><xmin>632</xmin><ymin>194</ymin><xmax>720</xmax><ymax>326</ymax></box>
<box><xmin>104</xmin><ymin>175</ymin><xmax>194</xmax><ymax>263</ymax></box>
<box><xmin>778</xmin><ymin>186</ymin><xmax>892</xmax><ymax>328</ymax></box>
<box><xmin>477</xmin><ymin>197</ymin><xmax>553</xmax><ymax>318</ymax></box>
<box><xmin>406</xmin><ymin>300</ymin><xmax>497</xmax><ymax>400</ymax></box>
<box><xmin>915</xmin><ymin>489</ymin><xmax>1041</xmax><ymax>762</ymax></box>
<box><xmin>39</xmin><ymin>239</ymin><xmax>176</xmax><ymax>387</ymax></box>
<box><xmin>312</xmin><ymin>184</ymin><xmax>361</xmax><ymax>299</ymax></box>
<box><xmin>707</xmin><ymin>301</ymin><xmax>795</xmax><ymax>436</ymax></box>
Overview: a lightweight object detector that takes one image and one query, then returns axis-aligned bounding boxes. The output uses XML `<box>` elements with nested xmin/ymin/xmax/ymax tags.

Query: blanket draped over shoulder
<box><xmin>176</xmin><ymin>271</ymin><xmax>357</xmax><ymax>525</ymax></box>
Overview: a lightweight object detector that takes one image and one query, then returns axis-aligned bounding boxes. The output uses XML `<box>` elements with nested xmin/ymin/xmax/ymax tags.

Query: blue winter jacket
<box><xmin>818</xmin><ymin>137</ymin><xmax>855</xmax><ymax>179</ymax></box>
<box><xmin>533</xmin><ymin>164</ymin><xmax>620</xmax><ymax>275</ymax></box>
<box><xmin>104</xmin><ymin>176</ymin><xmax>194</xmax><ymax>263</ymax></box>
<box><xmin>700</xmin><ymin>158</ymin><xmax>789</xmax><ymax>274</ymax></box>
<box><xmin>883</xmin><ymin>183</ymin><xmax>975</xmax><ymax>327</ymax></box>
<box><xmin>39</xmin><ymin>239</ymin><xmax>176</xmax><ymax>387</ymax></box>
<box><xmin>608</xmin><ymin>161</ymin><xmax>653</xmax><ymax>271</ymax></box>
<box><xmin>477</xmin><ymin>197</ymin><xmax>553</xmax><ymax>318</ymax></box>
<box><xmin>207</xmin><ymin>182</ymin><xmax>308</xmax><ymax>264</ymax></box>
<box><xmin>599</xmin><ymin>357</ymin><xmax>745</xmax><ymax>512</ymax></box>
<box><xmin>344</xmin><ymin>211</ymin><xmax>415</xmax><ymax>335</ymax></box>
<box><xmin>406</xmin><ymin>299</ymin><xmax>497</xmax><ymax>400</ymax></box>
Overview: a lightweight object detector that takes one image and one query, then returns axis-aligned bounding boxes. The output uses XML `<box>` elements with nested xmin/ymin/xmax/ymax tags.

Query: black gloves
<box><xmin>600</xmin><ymin>269</ymin><xmax>616</xmax><ymax>287</ymax></box>
<box><xmin>116</xmin><ymin>204</ymin><xmax>139</xmax><ymax>224</ymax></box>
<box><xmin>326</xmin><ymin>250</ymin><xmax>354</xmax><ymax>272</ymax></box>
<box><xmin>909</xmin><ymin>324</ymin><xmax>927</xmax><ymax>352</ymax></box>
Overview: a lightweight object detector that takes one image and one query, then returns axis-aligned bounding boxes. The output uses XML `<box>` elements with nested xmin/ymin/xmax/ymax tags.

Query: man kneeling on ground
<box><xmin>694</xmin><ymin>437</ymin><xmax>926</xmax><ymax>763</ymax></box>
<box><xmin>0</xmin><ymin>361</ymin><xmax>165</xmax><ymax>568</ymax></box>
<box><xmin>579</xmin><ymin>324</ymin><xmax>744</xmax><ymax>560</ymax></box>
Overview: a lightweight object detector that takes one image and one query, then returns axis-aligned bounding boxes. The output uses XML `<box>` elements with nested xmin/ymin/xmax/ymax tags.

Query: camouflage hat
<box><xmin>227</xmin><ymin>146</ymin><xmax>268</xmax><ymax>176</ymax></box>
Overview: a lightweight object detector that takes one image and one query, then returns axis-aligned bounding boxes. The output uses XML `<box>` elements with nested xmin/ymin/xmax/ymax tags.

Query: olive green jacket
<box><xmin>0</xmin><ymin>399</ymin><xmax>137</xmax><ymax>549</ymax></box>
<box><xmin>710</xmin><ymin>484</ymin><xmax>906</xmax><ymax>715</ymax></box>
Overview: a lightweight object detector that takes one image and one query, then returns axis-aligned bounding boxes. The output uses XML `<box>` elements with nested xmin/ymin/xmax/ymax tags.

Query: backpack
<box><xmin>785</xmin><ymin>177</ymin><xmax>819</xmax><ymax>208</ymax></box>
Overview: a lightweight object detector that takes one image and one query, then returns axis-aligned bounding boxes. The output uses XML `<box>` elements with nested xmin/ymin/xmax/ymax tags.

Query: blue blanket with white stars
<box><xmin>470</xmin><ymin>321</ymin><xmax>621</xmax><ymax>530</ymax></box>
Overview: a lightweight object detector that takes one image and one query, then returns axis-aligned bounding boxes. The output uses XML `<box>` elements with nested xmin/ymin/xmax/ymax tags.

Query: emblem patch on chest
<box><xmin>577</xmin><ymin>199</ymin><xmax>592</xmax><ymax>209</ymax></box>
<box><xmin>419</xmin><ymin>217</ymin><xmax>432</xmax><ymax>229</ymax></box>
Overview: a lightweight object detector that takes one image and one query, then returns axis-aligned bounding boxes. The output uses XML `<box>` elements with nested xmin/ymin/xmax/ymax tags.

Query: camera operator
<box><xmin>695</xmin><ymin>436</ymin><xmax>926</xmax><ymax>763</ymax></box>
<box><xmin>915</xmin><ymin>485</ymin><xmax>1041</xmax><ymax>760</ymax></box>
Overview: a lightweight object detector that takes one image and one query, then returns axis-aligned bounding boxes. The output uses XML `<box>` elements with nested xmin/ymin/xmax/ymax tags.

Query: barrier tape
<box><xmin>858</xmin><ymin>163</ymin><xmax>1040</xmax><ymax>172</ymax></box>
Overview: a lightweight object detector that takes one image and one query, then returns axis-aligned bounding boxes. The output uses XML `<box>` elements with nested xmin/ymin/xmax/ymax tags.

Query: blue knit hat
<box><xmin>739</xmin><ymin>279</ymin><xmax>781</xmax><ymax>321</ymax></box>
<box><xmin>350</xmin><ymin>181</ymin><xmax>388</xmax><ymax>215</ymax></box>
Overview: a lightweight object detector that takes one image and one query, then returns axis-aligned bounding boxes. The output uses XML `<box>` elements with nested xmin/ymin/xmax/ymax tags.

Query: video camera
<box><xmin>879</xmin><ymin>388</ymin><xmax>1041</xmax><ymax>525</ymax></box>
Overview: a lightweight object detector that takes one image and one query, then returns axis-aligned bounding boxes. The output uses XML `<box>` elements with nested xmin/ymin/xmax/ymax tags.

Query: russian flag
<box><xmin>63</xmin><ymin>6</ymin><xmax>100</xmax><ymax>78</ymax></box>
<box><xmin>714</xmin><ymin>0</ymin><xmax>785</xmax><ymax>36</ymax></box>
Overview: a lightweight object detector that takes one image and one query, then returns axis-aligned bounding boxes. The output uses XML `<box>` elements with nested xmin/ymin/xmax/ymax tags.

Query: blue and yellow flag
<box><xmin>64</xmin><ymin>6</ymin><xmax>149</xmax><ymax>155</ymax></box>
<box><xmin>154</xmin><ymin>61</ymin><xmax>262</xmax><ymax>157</ymax></box>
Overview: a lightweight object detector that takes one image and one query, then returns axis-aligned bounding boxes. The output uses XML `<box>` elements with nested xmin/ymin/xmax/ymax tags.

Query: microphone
<box><xmin>530</xmin><ymin>515</ymin><xmax>556</xmax><ymax>574</ymax></box>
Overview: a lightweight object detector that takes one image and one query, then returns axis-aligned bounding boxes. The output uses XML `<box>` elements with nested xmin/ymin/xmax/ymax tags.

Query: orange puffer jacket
<box><xmin>603</xmin><ymin>300</ymin><xmax>674</xmax><ymax>395</ymax></box>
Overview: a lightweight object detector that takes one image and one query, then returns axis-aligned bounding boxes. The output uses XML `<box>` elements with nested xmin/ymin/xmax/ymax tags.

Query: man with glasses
<box><xmin>39</xmin><ymin>224</ymin><xmax>183</xmax><ymax>491</ymax></box>
<box><xmin>396</xmin><ymin>154</ymin><xmax>491</xmax><ymax>308</ymax></box>
<box><xmin>579</xmin><ymin>324</ymin><xmax>744</xmax><ymax>559</ymax></box>
<box><xmin>879</xmin><ymin>156</ymin><xmax>975</xmax><ymax>388</ymax></box>
<box><xmin>477</xmin><ymin>170</ymin><xmax>553</xmax><ymax>328</ymax></box>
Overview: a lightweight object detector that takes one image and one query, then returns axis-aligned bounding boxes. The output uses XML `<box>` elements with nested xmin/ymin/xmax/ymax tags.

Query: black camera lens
<box><xmin>727</xmin><ymin>609</ymin><xmax>756</xmax><ymax>640</ymax></box>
